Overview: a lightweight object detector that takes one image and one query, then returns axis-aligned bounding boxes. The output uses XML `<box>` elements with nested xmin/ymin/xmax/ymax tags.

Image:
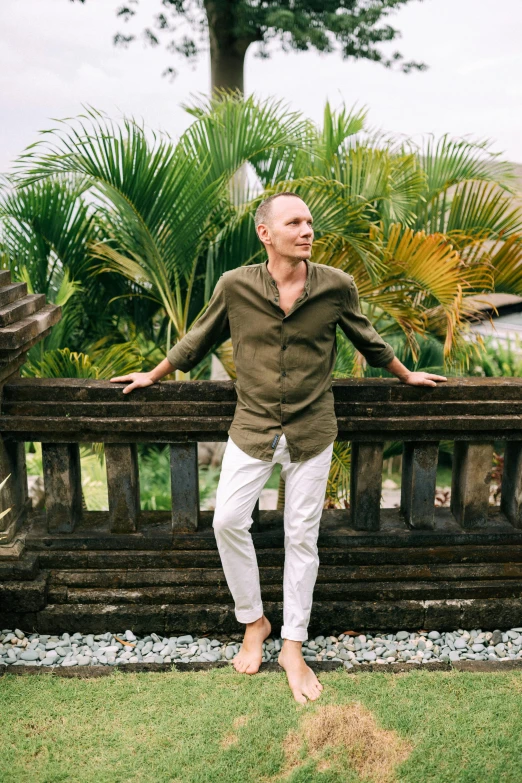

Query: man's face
<box><xmin>258</xmin><ymin>196</ymin><xmax>314</xmax><ymax>261</ymax></box>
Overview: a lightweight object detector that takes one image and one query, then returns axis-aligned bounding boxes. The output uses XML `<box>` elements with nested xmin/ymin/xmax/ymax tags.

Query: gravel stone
<box><xmin>4</xmin><ymin>627</ymin><xmax>522</xmax><ymax>668</ymax></box>
<box><xmin>20</xmin><ymin>650</ymin><xmax>39</xmax><ymax>661</ymax></box>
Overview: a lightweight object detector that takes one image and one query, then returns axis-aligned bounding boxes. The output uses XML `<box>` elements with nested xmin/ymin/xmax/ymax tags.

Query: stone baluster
<box><xmin>105</xmin><ymin>443</ymin><xmax>140</xmax><ymax>533</ymax></box>
<box><xmin>41</xmin><ymin>443</ymin><xmax>82</xmax><ymax>533</ymax></box>
<box><xmin>500</xmin><ymin>441</ymin><xmax>522</xmax><ymax>528</ymax></box>
<box><xmin>349</xmin><ymin>441</ymin><xmax>383</xmax><ymax>530</ymax></box>
<box><xmin>170</xmin><ymin>442</ymin><xmax>200</xmax><ymax>531</ymax></box>
<box><xmin>450</xmin><ymin>441</ymin><xmax>494</xmax><ymax>528</ymax></box>
<box><xmin>400</xmin><ymin>441</ymin><xmax>439</xmax><ymax>530</ymax></box>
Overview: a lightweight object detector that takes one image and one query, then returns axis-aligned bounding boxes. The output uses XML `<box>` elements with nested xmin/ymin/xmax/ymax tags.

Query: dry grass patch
<box><xmin>220</xmin><ymin>714</ymin><xmax>253</xmax><ymax>749</ymax></box>
<box><xmin>277</xmin><ymin>702</ymin><xmax>413</xmax><ymax>782</ymax></box>
<box><xmin>20</xmin><ymin>716</ymin><xmax>65</xmax><ymax>738</ymax></box>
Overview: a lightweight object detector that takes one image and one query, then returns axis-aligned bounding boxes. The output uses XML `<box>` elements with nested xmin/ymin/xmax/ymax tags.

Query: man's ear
<box><xmin>257</xmin><ymin>224</ymin><xmax>271</xmax><ymax>246</ymax></box>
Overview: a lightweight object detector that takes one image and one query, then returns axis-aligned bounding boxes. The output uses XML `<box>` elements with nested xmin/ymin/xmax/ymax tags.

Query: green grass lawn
<box><xmin>2</xmin><ymin>668</ymin><xmax>522</xmax><ymax>782</ymax></box>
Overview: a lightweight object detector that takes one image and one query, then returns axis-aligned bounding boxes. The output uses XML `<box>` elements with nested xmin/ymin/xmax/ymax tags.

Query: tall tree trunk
<box><xmin>210</xmin><ymin>46</ymin><xmax>246</xmax><ymax>93</ymax></box>
<box><xmin>204</xmin><ymin>0</ymin><xmax>255</xmax><ymax>93</ymax></box>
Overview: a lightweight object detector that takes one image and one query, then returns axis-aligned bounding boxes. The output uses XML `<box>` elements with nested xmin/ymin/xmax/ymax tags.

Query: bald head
<box><xmin>254</xmin><ymin>192</ymin><xmax>314</xmax><ymax>261</ymax></box>
<box><xmin>254</xmin><ymin>192</ymin><xmax>303</xmax><ymax>230</ymax></box>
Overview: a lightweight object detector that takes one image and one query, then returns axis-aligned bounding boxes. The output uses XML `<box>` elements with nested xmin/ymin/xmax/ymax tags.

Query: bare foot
<box><xmin>233</xmin><ymin>615</ymin><xmax>272</xmax><ymax>674</ymax></box>
<box><xmin>278</xmin><ymin>640</ymin><xmax>324</xmax><ymax>704</ymax></box>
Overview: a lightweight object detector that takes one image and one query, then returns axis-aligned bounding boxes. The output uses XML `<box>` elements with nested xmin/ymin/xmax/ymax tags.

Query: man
<box><xmin>111</xmin><ymin>192</ymin><xmax>447</xmax><ymax>704</ymax></box>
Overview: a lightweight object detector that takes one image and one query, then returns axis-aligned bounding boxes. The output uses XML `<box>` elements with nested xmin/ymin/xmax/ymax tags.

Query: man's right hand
<box><xmin>110</xmin><ymin>372</ymin><xmax>156</xmax><ymax>394</ymax></box>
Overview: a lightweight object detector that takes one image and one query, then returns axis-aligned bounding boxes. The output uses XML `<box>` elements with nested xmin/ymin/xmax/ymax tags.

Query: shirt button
<box><xmin>281</xmin><ymin>371</ymin><xmax>287</xmax><ymax>377</ymax></box>
<box><xmin>281</xmin><ymin>345</ymin><xmax>287</xmax><ymax>350</ymax></box>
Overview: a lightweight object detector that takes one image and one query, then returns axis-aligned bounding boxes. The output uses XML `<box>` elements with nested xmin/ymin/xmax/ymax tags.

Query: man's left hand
<box><xmin>401</xmin><ymin>371</ymin><xmax>447</xmax><ymax>387</ymax></box>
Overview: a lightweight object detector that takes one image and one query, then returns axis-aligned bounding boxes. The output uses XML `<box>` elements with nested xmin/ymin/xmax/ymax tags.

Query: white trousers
<box><xmin>212</xmin><ymin>433</ymin><xmax>334</xmax><ymax>642</ymax></box>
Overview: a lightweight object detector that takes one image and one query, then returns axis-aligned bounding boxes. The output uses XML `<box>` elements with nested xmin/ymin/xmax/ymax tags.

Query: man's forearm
<box><xmin>148</xmin><ymin>358</ymin><xmax>177</xmax><ymax>383</ymax></box>
<box><xmin>384</xmin><ymin>355</ymin><xmax>411</xmax><ymax>382</ymax></box>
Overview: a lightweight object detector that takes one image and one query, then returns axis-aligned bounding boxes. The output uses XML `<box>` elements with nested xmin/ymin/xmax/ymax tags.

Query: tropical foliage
<box><xmin>470</xmin><ymin>334</ymin><xmax>522</xmax><ymax>378</ymax></box>
<box><xmin>2</xmin><ymin>91</ymin><xmax>522</xmax><ymax>505</ymax></box>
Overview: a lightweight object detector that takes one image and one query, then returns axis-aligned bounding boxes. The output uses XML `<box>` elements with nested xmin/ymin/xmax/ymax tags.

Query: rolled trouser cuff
<box><xmin>280</xmin><ymin>626</ymin><xmax>308</xmax><ymax>642</ymax></box>
<box><xmin>235</xmin><ymin>606</ymin><xmax>264</xmax><ymax>624</ymax></box>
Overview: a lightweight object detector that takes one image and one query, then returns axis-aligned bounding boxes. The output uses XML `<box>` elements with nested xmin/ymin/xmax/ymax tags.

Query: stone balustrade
<box><xmin>2</xmin><ymin>268</ymin><xmax>522</xmax><ymax>635</ymax></box>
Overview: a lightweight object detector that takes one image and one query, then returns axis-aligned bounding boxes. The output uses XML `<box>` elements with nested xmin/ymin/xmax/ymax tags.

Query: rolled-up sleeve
<box><xmin>166</xmin><ymin>275</ymin><xmax>229</xmax><ymax>371</ymax></box>
<box><xmin>338</xmin><ymin>275</ymin><xmax>395</xmax><ymax>368</ymax></box>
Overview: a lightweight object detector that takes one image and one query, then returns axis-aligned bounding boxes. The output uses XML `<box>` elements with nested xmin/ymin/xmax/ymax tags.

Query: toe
<box><xmin>304</xmin><ymin>679</ymin><xmax>322</xmax><ymax>700</ymax></box>
<box><xmin>292</xmin><ymin>689</ymin><xmax>307</xmax><ymax>705</ymax></box>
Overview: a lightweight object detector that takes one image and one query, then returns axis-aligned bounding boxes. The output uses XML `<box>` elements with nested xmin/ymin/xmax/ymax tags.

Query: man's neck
<box><xmin>266</xmin><ymin>257</ymin><xmax>308</xmax><ymax>287</ymax></box>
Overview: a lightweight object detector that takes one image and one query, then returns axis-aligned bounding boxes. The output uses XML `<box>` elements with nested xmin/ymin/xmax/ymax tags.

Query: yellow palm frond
<box><xmin>489</xmin><ymin>235</ymin><xmax>522</xmax><ymax>296</ymax></box>
<box><xmin>325</xmin><ymin>442</ymin><xmax>351</xmax><ymax>507</ymax></box>
<box><xmin>213</xmin><ymin>338</ymin><xmax>236</xmax><ymax>380</ymax></box>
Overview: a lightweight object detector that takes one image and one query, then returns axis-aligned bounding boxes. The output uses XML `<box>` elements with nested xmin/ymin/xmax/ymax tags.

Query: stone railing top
<box><xmin>4</xmin><ymin>375</ymin><xmax>522</xmax><ymax>401</ymax></box>
<box><xmin>2</xmin><ymin>376</ymin><xmax>522</xmax><ymax>443</ymax></box>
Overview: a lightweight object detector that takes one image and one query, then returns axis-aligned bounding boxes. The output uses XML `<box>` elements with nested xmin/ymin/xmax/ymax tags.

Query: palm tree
<box><xmin>10</xmin><ymin>98</ymin><xmax>312</xmax><ymax>379</ymax></box>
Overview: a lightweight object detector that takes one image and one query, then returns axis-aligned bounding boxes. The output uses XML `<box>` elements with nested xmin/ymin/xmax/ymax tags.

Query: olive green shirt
<box><xmin>166</xmin><ymin>259</ymin><xmax>395</xmax><ymax>462</ymax></box>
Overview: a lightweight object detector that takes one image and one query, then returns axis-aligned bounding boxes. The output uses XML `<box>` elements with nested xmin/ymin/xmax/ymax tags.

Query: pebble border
<box><xmin>4</xmin><ymin>626</ymin><xmax>522</xmax><ymax>676</ymax></box>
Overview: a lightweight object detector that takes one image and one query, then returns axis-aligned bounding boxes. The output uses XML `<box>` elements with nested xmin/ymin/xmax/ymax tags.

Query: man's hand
<box><xmin>110</xmin><ymin>372</ymin><xmax>156</xmax><ymax>394</ymax></box>
<box><xmin>400</xmin><ymin>371</ymin><xmax>447</xmax><ymax>387</ymax></box>
<box><xmin>384</xmin><ymin>357</ymin><xmax>447</xmax><ymax>387</ymax></box>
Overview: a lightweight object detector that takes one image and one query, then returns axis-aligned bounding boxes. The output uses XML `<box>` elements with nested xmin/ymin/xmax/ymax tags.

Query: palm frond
<box><xmin>419</xmin><ymin>134</ymin><xmax>518</xmax><ymax>203</ymax></box>
<box><xmin>180</xmin><ymin>90</ymin><xmax>314</xmax><ymax>188</ymax></box>
<box><xmin>325</xmin><ymin>441</ymin><xmax>351</xmax><ymax>507</ymax></box>
<box><xmin>204</xmin><ymin>205</ymin><xmax>265</xmax><ymax>298</ymax></box>
<box><xmin>488</xmin><ymin>235</ymin><xmax>522</xmax><ymax>295</ymax></box>
<box><xmin>0</xmin><ymin>176</ymin><xmax>94</xmax><ymax>295</ymax></box>
<box><xmin>22</xmin><ymin>342</ymin><xmax>141</xmax><ymax>379</ymax></box>
<box><xmin>445</xmin><ymin>181</ymin><xmax>522</xmax><ymax>239</ymax></box>
<box><xmin>14</xmin><ymin>107</ymin><xmax>225</xmax><ymax>281</ymax></box>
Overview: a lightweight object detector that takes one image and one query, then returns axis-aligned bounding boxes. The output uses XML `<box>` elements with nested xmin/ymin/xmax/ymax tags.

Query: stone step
<box><xmin>38</xmin><ymin>550</ymin><xmax>225</xmax><ymax>570</ymax></box>
<box><xmin>0</xmin><ymin>269</ymin><xmax>11</xmax><ymax>287</ymax></box>
<box><xmin>9</xmin><ymin>596</ymin><xmax>522</xmax><ymax>635</ymax></box>
<box><xmin>48</xmin><ymin>561</ymin><xmax>522</xmax><ymax>588</ymax></box>
<box><xmin>36</xmin><ymin>544</ymin><xmax>522</xmax><ymax>570</ymax></box>
<box><xmin>0</xmin><ymin>303</ymin><xmax>62</xmax><ymax>351</ymax></box>
<box><xmin>0</xmin><ymin>552</ymin><xmax>39</xmax><ymax>580</ymax></box>
<box><xmin>45</xmin><ymin>579</ymin><xmax>522</xmax><ymax>606</ymax></box>
<box><xmin>0</xmin><ymin>293</ymin><xmax>46</xmax><ymax>328</ymax></box>
<box><xmin>0</xmin><ymin>282</ymin><xmax>27</xmax><ymax>308</ymax></box>
<box><xmin>0</xmin><ymin>573</ymin><xmax>48</xmax><ymax>612</ymax></box>
<box><xmin>0</xmin><ymin>536</ymin><xmax>26</xmax><ymax>561</ymax></box>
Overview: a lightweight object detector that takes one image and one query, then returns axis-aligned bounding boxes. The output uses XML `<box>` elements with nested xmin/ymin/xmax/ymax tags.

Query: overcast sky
<box><xmin>1</xmin><ymin>0</ymin><xmax>521</xmax><ymax>174</ymax></box>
